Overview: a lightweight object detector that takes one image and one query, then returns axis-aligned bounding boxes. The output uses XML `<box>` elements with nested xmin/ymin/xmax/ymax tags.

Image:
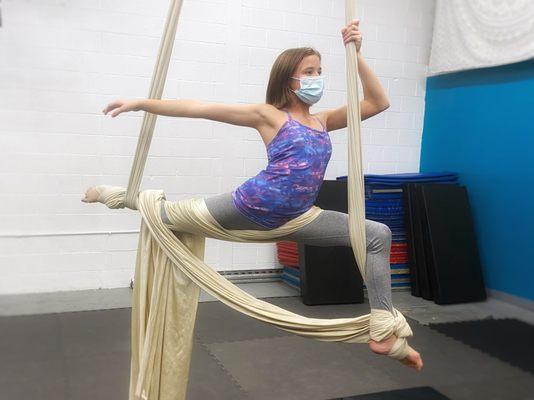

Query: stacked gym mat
<box><xmin>402</xmin><ymin>178</ymin><xmax>486</xmax><ymax>304</ymax></box>
<box><xmin>278</xmin><ymin>173</ymin><xmax>453</xmax><ymax>290</ymax></box>
<box><xmin>278</xmin><ymin>172</ymin><xmax>486</xmax><ymax>305</ymax></box>
<box><xmin>338</xmin><ymin>172</ymin><xmax>461</xmax><ymax>290</ymax></box>
<box><xmin>278</xmin><ymin>241</ymin><xmax>300</xmax><ymax>290</ymax></box>
<box><xmin>363</xmin><ymin>181</ymin><xmax>410</xmax><ymax>289</ymax></box>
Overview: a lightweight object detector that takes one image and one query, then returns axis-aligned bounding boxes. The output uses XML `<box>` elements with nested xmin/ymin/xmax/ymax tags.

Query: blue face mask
<box><xmin>290</xmin><ymin>75</ymin><xmax>324</xmax><ymax>105</ymax></box>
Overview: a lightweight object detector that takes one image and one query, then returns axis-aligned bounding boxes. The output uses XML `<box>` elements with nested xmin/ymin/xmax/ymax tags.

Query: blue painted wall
<box><xmin>420</xmin><ymin>60</ymin><xmax>534</xmax><ymax>301</ymax></box>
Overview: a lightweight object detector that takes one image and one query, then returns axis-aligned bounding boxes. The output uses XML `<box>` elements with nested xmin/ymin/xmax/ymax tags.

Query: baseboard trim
<box><xmin>487</xmin><ymin>288</ymin><xmax>534</xmax><ymax>312</ymax></box>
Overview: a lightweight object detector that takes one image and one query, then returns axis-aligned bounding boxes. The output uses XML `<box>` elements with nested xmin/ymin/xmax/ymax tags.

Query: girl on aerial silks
<box><xmin>83</xmin><ymin>19</ymin><xmax>423</xmax><ymax>371</ymax></box>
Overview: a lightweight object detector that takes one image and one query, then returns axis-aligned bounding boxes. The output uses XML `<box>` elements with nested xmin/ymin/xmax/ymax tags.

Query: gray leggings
<box><xmin>161</xmin><ymin>192</ymin><xmax>393</xmax><ymax>312</ymax></box>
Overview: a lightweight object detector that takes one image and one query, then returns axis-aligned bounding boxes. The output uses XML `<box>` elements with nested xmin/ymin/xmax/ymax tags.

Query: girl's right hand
<box><xmin>102</xmin><ymin>99</ymin><xmax>143</xmax><ymax>117</ymax></box>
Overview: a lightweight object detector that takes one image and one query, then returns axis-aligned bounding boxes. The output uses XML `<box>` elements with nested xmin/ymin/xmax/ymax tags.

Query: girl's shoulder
<box><xmin>259</xmin><ymin>104</ymin><xmax>291</xmax><ymax>129</ymax></box>
<box><xmin>312</xmin><ymin>111</ymin><xmax>328</xmax><ymax>130</ymax></box>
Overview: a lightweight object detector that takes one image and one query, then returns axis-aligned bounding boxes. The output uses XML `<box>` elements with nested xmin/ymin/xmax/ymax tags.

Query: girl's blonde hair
<box><xmin>266</xmin><ymin>47</ymin><xmax>321</xmax><ymax>109</ymax></box>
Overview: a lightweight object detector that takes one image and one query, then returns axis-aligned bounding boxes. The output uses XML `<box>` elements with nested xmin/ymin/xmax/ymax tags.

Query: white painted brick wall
<box><xmin>0</xmin><ymin>0</ymin><xmax>435</xmax><ymax>294</ymax></box>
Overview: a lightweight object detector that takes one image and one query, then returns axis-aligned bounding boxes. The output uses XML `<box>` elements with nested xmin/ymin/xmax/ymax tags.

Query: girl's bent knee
<box><xmin>377</xmin><ymin>223</ymin><xmax>392</xmax><ymax>241</ymax></box>
<box><xmin>366</xmin><ymin>221</ymin><xmax>392</xmax><ymax>252</ymax></box>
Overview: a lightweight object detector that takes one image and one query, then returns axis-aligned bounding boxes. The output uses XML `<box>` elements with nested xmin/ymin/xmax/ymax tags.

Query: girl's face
<box><xmin>289</xmin><ymin>55</ymin><xmax>322</xmax><ymax>92</ymax></box>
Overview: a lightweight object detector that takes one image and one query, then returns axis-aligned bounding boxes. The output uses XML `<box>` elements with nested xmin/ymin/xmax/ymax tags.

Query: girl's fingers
<box><xmin>342</xmin><ymin>28</ymin><xmax>362</xmax><ymax>35</ymax></box>
<box><xmin>342</xmin><ymin>22</ymin><xmax>360</xmax><ymax>33</ymax></box>
<box><xmin>343</xmin><ymin>37</ymin><xmax>362</xmax><ymax>46</ymax></box>
<box><xmin>103</xmin><ymin>100</ymin><xmax>124</xmax><ymax>115</ymax></box>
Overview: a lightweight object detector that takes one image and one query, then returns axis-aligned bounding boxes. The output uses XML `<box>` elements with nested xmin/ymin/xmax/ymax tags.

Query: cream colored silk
<box><xmin>95</xmin><ymin>186</ymin><xmax>413</xmax><ymax>399</ymax></box>
<box><xmin>123</xmin><ymin>0</ymin><xmax>184</xmax><ymax>210</ymax></box>
<box><xmin>92</xmin><ymin>1</ymin><xmax>413</xmax><ymax>399</ymax></box>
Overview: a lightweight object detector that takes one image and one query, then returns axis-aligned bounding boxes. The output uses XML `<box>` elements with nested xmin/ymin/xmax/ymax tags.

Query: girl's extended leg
<box><xmin>198</xmin><ymin>191</ymin><xmax>394</xmax><ymax>313</ymax></box>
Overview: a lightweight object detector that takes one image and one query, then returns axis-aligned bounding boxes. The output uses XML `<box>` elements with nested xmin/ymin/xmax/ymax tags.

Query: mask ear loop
<box><xmin>289</xmin><ymin>77</ymin><xmax>301</xmax><ymax>94</ymax></box>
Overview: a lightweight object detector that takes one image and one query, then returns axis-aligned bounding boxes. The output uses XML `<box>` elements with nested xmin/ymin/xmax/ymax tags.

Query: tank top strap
<box><xmin>281</xmin><ymin>108</ymin><xmax>293</xmax><ymax>121</ymax></box>
<box><xmin>312</xmin><ymin>114</ymin><xmax>327</xmax><ymax>132</ymax></box>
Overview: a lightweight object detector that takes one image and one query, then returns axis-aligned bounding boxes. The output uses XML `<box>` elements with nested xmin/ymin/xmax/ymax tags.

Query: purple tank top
<box><xmin>231</xmin><ymin>109</ymin><xmax>332</xmax><ymax>228</ymax></box>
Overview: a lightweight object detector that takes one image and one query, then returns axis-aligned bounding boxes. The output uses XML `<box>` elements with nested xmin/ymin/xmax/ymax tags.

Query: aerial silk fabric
<box><xmin>95</xmin><ymin>187</ymin><xmax>412</xmax><ymax>400</ymax></box>
<box><xmin>428</xmin><ymin>0</ymin><xmax>534</xmax><ymax>75</ymax></box>
<box><xmin>93</xmin><ymin>1</ymin><xmax>412</xmax><ymax>399</ymax></box>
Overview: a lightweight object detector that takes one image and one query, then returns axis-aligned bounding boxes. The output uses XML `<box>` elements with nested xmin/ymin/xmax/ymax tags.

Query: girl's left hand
<box><xmin>341</xmin><ymin>19</ymin><xmax>362</xmax><ymax>51</ymax></box>
<box><xmin>81</xmin><ymin>186</ymin><xmax>100</xmax><ymax>203</ymax></box>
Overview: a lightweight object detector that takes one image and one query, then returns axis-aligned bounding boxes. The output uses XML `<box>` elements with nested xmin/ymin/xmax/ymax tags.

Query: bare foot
<box><xmin>400</xmin><ymin>347</ymin><xmax>423</xmax><ymax>371</ymax></box>
<box><xmin>369</xmin><ymin>335</ymin><xmax>423</xmax><ymax>371</ymax></box>
<box><xmin>81</xmin><ymin>186</ymin><xmax>100</xmax><ymax>203</ymax></box>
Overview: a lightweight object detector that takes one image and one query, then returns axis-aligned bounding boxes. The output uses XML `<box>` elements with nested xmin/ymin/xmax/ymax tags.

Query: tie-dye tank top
<box><xmin>231</xmin><ymin>109</ymin><xmax>332</xmax><ymax>229</ymax></box>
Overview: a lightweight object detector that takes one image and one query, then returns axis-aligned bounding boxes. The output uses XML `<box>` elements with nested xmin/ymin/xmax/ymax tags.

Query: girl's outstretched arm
<box><xmin>103</xmin><ymin>99</ymin><xmax>272</xmax><ymax>130</ymax></box>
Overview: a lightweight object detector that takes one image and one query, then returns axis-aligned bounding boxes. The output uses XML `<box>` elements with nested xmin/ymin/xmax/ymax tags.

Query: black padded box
<box><xmin>299</xmin><ymin>180</ymin><xmax>364</xmax><ymax>305</ymax></box>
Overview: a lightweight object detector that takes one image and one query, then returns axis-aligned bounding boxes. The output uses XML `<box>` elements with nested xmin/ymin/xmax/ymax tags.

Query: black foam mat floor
<box><xmin>429</xmin><ymin>318</ymin><xmax>534</xmax><ymax>375</ymax></box>
<box><xmin>1</xmin><ymin>299</ymin><xmax>534</xmax><ymax>400</ymax></box>
<box><xmin>330</xmin><ymin>386</ymin><xmax>450</xmax><ymax>399</ymax></box>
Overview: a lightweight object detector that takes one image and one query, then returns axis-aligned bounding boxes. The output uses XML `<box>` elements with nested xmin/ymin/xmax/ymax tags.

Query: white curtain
<box><xmin>428</xmin><ymin>0</ymin><xmax>534</xmax><ymax>75</ymax></box>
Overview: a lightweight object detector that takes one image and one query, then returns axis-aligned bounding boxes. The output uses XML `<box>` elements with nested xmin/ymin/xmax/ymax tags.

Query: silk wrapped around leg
<box><xmin>95</xmin><ymin>186</ymin><xmax>413</xmax><ymax>400</ymax></box>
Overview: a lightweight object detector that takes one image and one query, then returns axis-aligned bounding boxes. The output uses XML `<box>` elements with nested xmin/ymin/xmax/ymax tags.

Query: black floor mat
<box><xmin>429</xmin><ymin>318</ymin><xmax>534</xmax><ymax>374</ymax></box>
<box><xmin>331</xmin><ymin>386</ymin><xmax>450</xmax><ymax>399</ymax></box>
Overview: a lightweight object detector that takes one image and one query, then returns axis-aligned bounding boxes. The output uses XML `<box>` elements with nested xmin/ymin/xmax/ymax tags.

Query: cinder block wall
<box><xmin>0</xmin><ymin>0</ymin><xmax>435</xmax><ymax>293</ymax></box>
